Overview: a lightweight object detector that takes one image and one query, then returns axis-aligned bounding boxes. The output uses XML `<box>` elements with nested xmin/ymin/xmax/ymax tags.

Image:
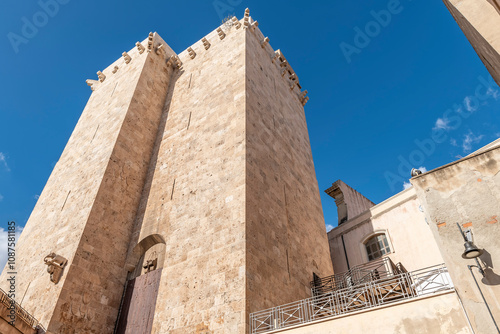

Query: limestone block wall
<box><xmin>126</xmin><ymin>14</ymin><xmax>333</xmax><ymax>334</ymax></box>
<box><xmin>245</xmin><ymin>20</ymin><xmax>333</xmax><ymax>317</ymax></box>
<box><xmin>443</xmin><ymin>0</ymin><xmax>500</xmax><ymax>85</ymax></box>
<box><xmin>0</xmin><ymin>33</ymin><xmax>175</xmax><ymax>333</ymax></box>
<box><xmin>130</xmin><ymin>23</ymin><xmax>248</xmax><ymax>334</ymax></box>
<box><xmin>411</xmin><ymin>146</ymin><xmax>500</xmax><ymax>334</ymax></box>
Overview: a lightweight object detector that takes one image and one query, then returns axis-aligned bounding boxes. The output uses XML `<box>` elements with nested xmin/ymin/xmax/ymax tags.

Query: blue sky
<box><xmin>1</xmin><ymin>0</ymin><xmax>499</xmax><ymax>260</ymax></box>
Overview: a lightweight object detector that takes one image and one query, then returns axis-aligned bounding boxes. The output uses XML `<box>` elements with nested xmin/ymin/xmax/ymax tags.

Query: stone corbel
<box><xmin>216</xmin><ymin>27</ymin><xmax>226</xmax><ymax>40</ymax></box>
<box><xmin>299</xmin><ymin>90</ymin><xmax>309</xmax><ymax>106</ymax></box>
<box><xmin>136</xmin><ymin>42</ymin><xmax>145</xmax><ymax>54</ymax></box>
<box><xmin>112</xmin><ymin>66</ymin><xmax>119</xmax><ymax>74</ymax></box>
<box><xmin>232</xmin><ymin>16</ymin><xmax>241</xmax><ymax>29</ymax></box>
<box><xmin>271</xmin><ymin>52</ymin><xmax>279</xmax><ymax>63</ymax></box>
<box><xmin>202</xmin><ymin>38</ymin><xmax>210</xmax><ymax>50</ymax></box>
<box><xmin>250</xmin><ymin>21</ymin><xmax>259</xmax><ymax>31</ymax></box>
<box><xmin>96</xmin><ymin>71</ymin><xmax>106</xmax><ymax>82</ymax></box>
<box><xmin>166</xmin><ymin>55</ymin><xmax>182</xmax><ymax>68</ymax></box>
<box><xmin>156</xmin><ymin>44</ymin><xmax>164</xmax><ymax>55</ymax></box>
<box><xmin>289</xmin><ymin>73</ymin><xmax>298</xmax><ymax>82</ymax></box>
<box><xmin>147</xmin><ymin>32</ymin><xmax>154</xmax><ymax>52</ymax></box>
<box><xmin>44</xmin><ymin>253</ymin><xmax>68</xmax><ymax>284</ymax></box>
<box><xmin>187</xmin><ymin>47</ymin><xmax>196</xmax><ymax>59</ymax></box>
<box><xmin>173</xmin><ymin>55</ymin><xmax>182</xmax><ymax>68</ymax></box>
<box><xmin>122</xmin><ymin>52</ymin><xmax>132</xmax><ymax>64</ymax></box>
<box><xmin>243</xmin><ymin>8</ymin><xmax>250</xmax><ymax>28</ymax></box>
<box><xmin>261</xmin><ymin>37</ymin><xmax>269</xmax><ymax>48</ymax></box>
<box><xmin>299</xmin><ymin>90</ymin><xmax>308</xmax><ymax>100</ymax></box>
<box><xmin>166</xmin><ymin>55</ymin><xmax>175</xmax><ymax>67</ymax></box>
<box><xmin>86</xmin><ymin>79</ymin><xmax>98</xmax><ymax>91</ymax></box>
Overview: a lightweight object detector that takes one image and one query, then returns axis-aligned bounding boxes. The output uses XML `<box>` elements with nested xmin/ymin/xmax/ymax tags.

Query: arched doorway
<box><xmin>115</xmin><ymin>234</ymin><xmax>165</xmax><ymax>334</ymax></box>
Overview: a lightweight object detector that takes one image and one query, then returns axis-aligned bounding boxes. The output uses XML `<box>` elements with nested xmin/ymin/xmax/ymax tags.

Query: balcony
<box><xmin>0</xmin><ymin>288</ymin><xmax>45</xmax><ymax>334</ymax></box>
<box><xmin>249</xmin><ymin>261</ymin><xmax>453</xmax><ymax>334</ymax></box>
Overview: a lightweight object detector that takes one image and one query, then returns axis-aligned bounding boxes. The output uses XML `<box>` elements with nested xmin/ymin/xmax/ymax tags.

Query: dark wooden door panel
<box><xmin>115</xmin><ymin>269</ymin><xmax>162</xmax><ymax>334</ymax></box>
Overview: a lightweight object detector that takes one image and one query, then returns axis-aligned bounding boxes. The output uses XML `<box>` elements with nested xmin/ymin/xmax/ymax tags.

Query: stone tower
<box><xmin>443</xmin><ymin>0</ymin><xmax>500</xmax><ymax>85</ymax></box>
<box><xmin>0</xmin><ymin>10</ymin><xmax>333</xmax><ymax>334</ymax></box>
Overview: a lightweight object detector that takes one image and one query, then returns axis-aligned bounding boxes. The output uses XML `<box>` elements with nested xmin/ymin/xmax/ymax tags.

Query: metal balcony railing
<box><xmin>250</xmin><ymin>264</ymin><xmax>453</xmax><ymax>334</ymax></box>
<box><xmin>0</xmin><ymin>288</ymin><xmax>45</xmax><ymax>332</ymax></box>
<box><xmin>310</xmin><ymin>257</ymin><xmax>403</xmax><ymax>296</ymax></box>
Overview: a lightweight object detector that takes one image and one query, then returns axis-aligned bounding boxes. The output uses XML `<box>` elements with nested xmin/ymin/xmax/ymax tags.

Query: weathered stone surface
<box><xmin>411</xmin><ymin>145</ymin><xmax>500</xmax><ymax>334</ymax></box>
<box><xmin>244</xmin><ymin>19</ymin><xmax>333</xmax><ymax>323</ymax></box>
<box><xmin>0</xmin><ymin>33</ymin><xmax>175</xmax><ymax>333</ymax></box>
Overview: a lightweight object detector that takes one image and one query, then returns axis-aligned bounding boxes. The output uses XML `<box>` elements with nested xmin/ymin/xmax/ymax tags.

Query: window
<box><xmin>364</xmin><ymin>234</ymin><xmax>391</xmax><ymax>261</ymax></box>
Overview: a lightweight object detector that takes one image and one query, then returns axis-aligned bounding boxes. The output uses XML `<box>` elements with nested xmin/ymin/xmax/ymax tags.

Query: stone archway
<box><xmin>115</xmin><ymin>234</ymin><xmax>165</xmax><ymax>334</ymax></box>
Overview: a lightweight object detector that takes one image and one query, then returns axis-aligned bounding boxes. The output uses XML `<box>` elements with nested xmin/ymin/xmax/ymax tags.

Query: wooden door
<box><xmin>115</xmin><ymin>269</ymin><xmax>162</xmax><ymax>334</ymax></box>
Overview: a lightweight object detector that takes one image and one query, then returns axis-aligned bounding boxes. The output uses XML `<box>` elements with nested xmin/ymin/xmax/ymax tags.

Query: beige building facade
<box><xmin>326</xmin><ymin>183</ymin><xmax>445</xmax><ymax>274</ymax></box>
<box><xmin>411</xmin><ymin>141</ymin><xmax>500</xmax><ymax>334</ymax></box>
<box><xmin>248</xmin><ymin>143</ymin><xmax>500</xmax><ymax>334</ymax></box>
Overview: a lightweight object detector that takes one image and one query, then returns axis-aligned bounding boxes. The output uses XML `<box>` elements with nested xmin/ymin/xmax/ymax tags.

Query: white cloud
<box><xmin>464</xmin><ymin>96</ymin><xmax>478</xmax><ymax>112</ymax></box>
<box><xmin>434</xmin><ymin>118</ymin><xmax>451</xmax><ymax>130</ymax></box>
<box><xmin>34</xmin><ymin>195</ymin><xmax>40</xmax><ymax>200</ymax></box>
<box><xmin>326</xmin><ymin>224</ymin><xmax>334</xmax><ymax>232</ymax></box>
<box><xmin>0</xmin><ymin>153</ymin><xmax>9</xmax><ymax>172</ymax></box>
<box><xmin>0</xmin><ymin>226</ymin><xmax>24</xmax><ymax>274</ymax></box>
<box><xmin>418</xmin><ymin>166</ymin><xmax>428</xmax><ymax>173</ymax></box>
<box><xmin>487</xmin><ymin>87</ymin><xmax>499</xmax><ymax>100</ymax></box>
<box><xmin>462</xmin><ymin>131</ymin><xmax>484</xmax><ymax>152</ymax></box>
<box><xmin>450</xmin><ymin>138</ymin><xmax>458</xmax><ymax>146</ymax></box>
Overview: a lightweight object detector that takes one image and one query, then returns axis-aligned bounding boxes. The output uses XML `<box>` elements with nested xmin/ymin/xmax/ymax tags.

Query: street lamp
<box><xmin>461</xmin><ymin>240</ymin><xmax>484</xmax><ymax>259</ymax></box>
<box><xmin>457</xmin><ymin>223</ymin><xmax>499</xmax><ymax>333</ymax></box>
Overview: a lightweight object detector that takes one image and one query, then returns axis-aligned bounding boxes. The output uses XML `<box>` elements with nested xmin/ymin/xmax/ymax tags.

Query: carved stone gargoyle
<box><xmin>44</xmin><ymin>253</ymin><xmax>67</xmax><ymax>284</ymax></box>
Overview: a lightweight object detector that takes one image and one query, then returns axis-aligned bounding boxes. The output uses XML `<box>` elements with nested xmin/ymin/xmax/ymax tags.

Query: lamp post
<box><xmin>457</xmin><ymin>223</ymin><xmax>500</xmax><ymax>334</ymax></box>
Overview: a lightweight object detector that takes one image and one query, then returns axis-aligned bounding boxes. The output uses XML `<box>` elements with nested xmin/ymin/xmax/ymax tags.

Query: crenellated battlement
<box><xmin>177</xmin><ymin>8</ymin><xmax>309</xmax><ymax>107</ymax></box>
<box><xmin>85</xmin><ymin>32</ymin><xmax>176</xmax><ymax>92</ymax></box>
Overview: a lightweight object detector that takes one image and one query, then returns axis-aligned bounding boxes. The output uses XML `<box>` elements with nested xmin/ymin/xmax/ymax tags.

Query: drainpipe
<box><xmin>468</xmin><ymin>263</ymin><xmax>500</xmax><ymax>334</ymax></box>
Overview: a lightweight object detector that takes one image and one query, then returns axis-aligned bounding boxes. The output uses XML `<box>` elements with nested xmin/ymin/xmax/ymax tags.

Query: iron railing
<box><xmin>0</xmin><ymin>288</ymin><xmax>45</xmax><ymax>332</ymax></box>
<box><xmin>310</xmin><ymin>257</ymin><xmax>403</xmax><ymax>296</ymax></box>
<box><xmin>250</xmin><ymin>264</ymin><xmax>453</xmax><ymax>334</ymax></box>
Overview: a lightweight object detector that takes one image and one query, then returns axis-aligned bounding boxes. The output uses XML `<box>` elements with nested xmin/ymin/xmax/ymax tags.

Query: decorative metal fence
<box><xmin>310</xmin><ymin>257</ymin><xmax>401</xmax><ymax>296</ymax></box>
<box><xmin>0</xmin><ymin>287</ymin><xmax>45</xmax><ymax>332</ymax></box>
<box><xmin>250</xmin><ymin>264</ymin><xmax>453</xmax><ymax>334</ymax></box>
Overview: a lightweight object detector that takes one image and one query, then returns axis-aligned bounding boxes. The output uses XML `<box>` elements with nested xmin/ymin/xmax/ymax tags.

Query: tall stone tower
<box><xmin>1</xmin><ymin>10</ymin><xmax>333</xmax><ymax>334</ymax></box>
<box><xmin>443</xmin><ymin>0</ymin><xmax>500</xmax><ymax>85</ymax></box>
